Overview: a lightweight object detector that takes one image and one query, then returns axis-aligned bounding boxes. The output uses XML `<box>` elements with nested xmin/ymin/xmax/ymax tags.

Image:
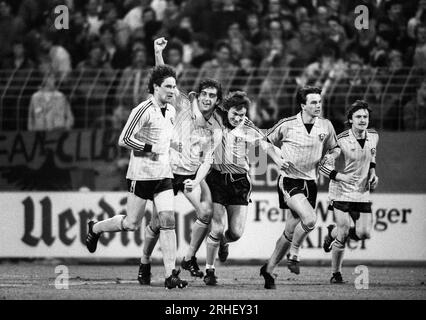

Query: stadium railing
<box><xmin>0</xmin><ymin>67</ymin><xmax>424</xmax><ymax>131</ymax></box>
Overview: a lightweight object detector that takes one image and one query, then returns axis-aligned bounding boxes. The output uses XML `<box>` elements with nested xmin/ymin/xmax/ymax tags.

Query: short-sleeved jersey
<box><xmin>170</xmin><ymin>93</ymin><xmax>222</xmax><ymax>175</ymax></box>
<box><xmin>118</xmin><ymin>96</ymin><xmax>175</xmax><ymax>180</ymax></box>
<box><xmin>322</xmin><ymin>129</ymin><xmax>379</xmax><ymax>202</ymax></box>
<box><xmin>213</xmin><ymin>111</ymin><xmax>268</xmax><ymax>174</ymax></box>
<box><xmin>267</xmin><ymin>112</ymin><xmax>337</xmax><ymax>180</ymax></box>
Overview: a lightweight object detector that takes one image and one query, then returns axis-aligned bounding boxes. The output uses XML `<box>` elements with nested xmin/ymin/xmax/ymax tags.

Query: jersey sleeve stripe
<box><xmin>267</xmin><ymin>117</ymin><xmax>297</xmax><ymax>136</ymax></box>
<box><xmin>244</xmin><ymin>119</ymin><xmax>267</xmax><ymax>138</ymax></box>
<box><xmin>123</xmin><ymin>101</ymin><xmax>152</xmax><ymax>150</ymax></box>
<box><xmin>337</xmin><ymin>130</ymin><xmax>350</xmax><ymax>140</ymax></box>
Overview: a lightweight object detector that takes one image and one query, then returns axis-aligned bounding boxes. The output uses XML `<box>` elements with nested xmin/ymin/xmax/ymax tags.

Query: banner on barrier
<box><xmin>0</xmin><ymin>192</ymin><xmax>425</xmax><ymax>261</ymax></box>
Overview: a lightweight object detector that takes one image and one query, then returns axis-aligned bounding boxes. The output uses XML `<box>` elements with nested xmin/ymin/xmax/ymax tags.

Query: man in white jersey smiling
<box><xmin>85</xmin><ymin>64</ymin><xmax>188</xmax><ymax>289</ymax></box>
<box><xmin>319</xmin><ymin>100</ymin><xmax>379</xmax><ymax>283</ymax></box>
<box><xmin>204</xmin><ymin>91</ymin><xmax>289</xmax><ymax>286</ymax></box>
<box><xmin>260</xmin><ymin>86</ymin><xmax>338</xmax><ymax>289</ymax></box>
<box><xmin>138</xmin><ymin>37</ymin><xmax>224</xmax><ymax>284</ymax></box>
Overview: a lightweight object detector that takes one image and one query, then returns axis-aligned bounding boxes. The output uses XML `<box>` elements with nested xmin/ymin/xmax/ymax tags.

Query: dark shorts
<box><xmin>277</xmin><ymin>176</ymin><xmax>317</xmax><ymax>210</ymax></box>
<box><xmin>127</xmin><ymin>178</ymin><xmax>173</xmax><ymax>200</ymax></box>
<box><xmin>172</xmin><ymin>173</ymin><xmax>196</xmax><ymax>195</ymax></box>
<box><xmin>333</xmin><ymin>201</ymin><xmax>372</xmax><ymax>222</ymax></box>
<box><xmin>205</xmin><ymin>169</ymin><xmax>252</xmax><ymax>206</ymax></box>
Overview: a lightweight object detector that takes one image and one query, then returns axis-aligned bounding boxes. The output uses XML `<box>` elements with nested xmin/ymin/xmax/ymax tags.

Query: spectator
<box><xmin>403</xmin><ymin>78</ymin><xmax>426</xmax><ymax>130</ymax></box>
<box><xmin>1</xmin><ymin>39</ymin><xmax>35</xmax><ymax>70</ymax></box>
<box><xmin>199</xmin><ymin>41</ymin><xmax>238</xmax><ymax>91</ymax></box>
<box><xmin>346</xmin><ymin>25</ymin><xmax>377</xmax><ymax>64</ymax></box>
<box><xmin>74</xmin><ymin>42</ymin><xmax>115</xmax><ymax>128</ymax></box>
<box><xmin>198</xmin><ymin>0</ymin><xmax>245</xmax><ymax>40</ymax></box>
<box><xmin>412</xmin><ymin>24</ymin><xmax>426</xmax><ymax>69</ymax></box>
<box><xmin>262</xmin><ymin>0</ymin><xmax>284</xmax><ymax>26</ymax></box>
<box><xmin>0</xmin><ymin>38</ymin><xmax>40</xmax><ymax>130</ymax></box>
<box><xmin>123</xmin><ymin>0</ymin><xmax>152</xmax><ymax>32</ymax></box>
<box><xmin>171</xmin><ymin>16</ymin><xmax>194</xmax><ymax>64</ymax></box>
<box><xmin>140</xmin><ymin>7</ymin><xmax>164</xmax><ymax>59</ymax></box>
<box><xmin>224</xmin><ymin>22</ymin><xmax>252</xmax><ymax>63</ymax></box>
<box><xmin>294</xmin><ymin>6</ymin><xmax>310</xmax><ymax>25</ymax></box>
<box><xmin>39</xmin><ymin>31</ymin><xmax>72</xmax><ymax>82</ymax></box>
<box><xmin>151</xmin><ymin>0</ymin><xmax>167</xmax><ymax>21</ymax></box>
<box><xmin>189</xmin><ymin>33</ymin><xmax>212</xmax><ymax>69</ymax></box>
<box><xmin>27</xmin><ymin>73</ymin><xmax>74</xmax><ymax>131</ymax></box>
<box><xmin>98</xmin><ymin>24</ymin><xmax>129</xmax><ymax>69</ymax></box>
<box><xmin>286</xmin><ymin>19</ymin><xmax>321</xmax><ymax>67</ymax></box>
<box><xmin>281</xmin><ymin>14</ymin><xmax>297</xmax><ymax>41</ymax></box>
<box><xmin>313</xmin><ymin>6</ymin><xmax>331</xmax><ymax>39</ymax></box>
<box><xmin>407</xmin><ymin>0</ymin><xmax>426</xmax><ymax>39</ymax></box>
<box><xmin>115</xmin><ymin>46</ymin><xmax>150</xmax><ymax>108</ymax></box>
<box><xmin>266</xmin><ymin>19</ymin><xmax>284</xmax><ymax>45</ymax></box>
<box><xmin>297</xmin><ymin>43</ymin><xmax>346</xmax><ymax>93</ymax></box>
<box><xmin>369</xmin><ymin>31</ymin><xmax>393</xmax><ymax>67</ymax></box>
<box><xmin>0</xmin><ymin>1</ymin><xmax>25</xmax><ymax>62</ymax></box>
<box><xmin>377</xmin><ymin>0</ymin><xmax>407</xmax><ymax>49</ymax></box>
<box><xmin>324</xmin><ymin>15</ymin><xmax>348</xmax><ymax>56</ymax></box>
<box><xmin>162</xmin><ymin>0</ymin><xmax>184</xmax><ymax>33</ymax></box>
<box><xmin>164</xmin><ymin>41</ymin><xmax>186</xmax><ymax>78</ymax></box>
<box><xmin>85</xmin><ymin>0</ymin><xmax>104</xmax><ymax>37</ymax></box>
<box><xmin>243</xmin><ymin>12</ymin><xmax>263</xmax><ymax>46</ymax></box>
<box><xmin>101</xmin><ymin>2</ymin><xmax>131</xmax><ymax>51</ymax></box>
<box><xmin>68</xmin><ymin>10</ymin><xmax>91</xmax><ymax>68</ymax></box>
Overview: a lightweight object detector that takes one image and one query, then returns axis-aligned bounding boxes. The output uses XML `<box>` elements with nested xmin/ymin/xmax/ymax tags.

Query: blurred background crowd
<box><xmin>0</xmin><ymin>0</ymin><xmax>425</xmax><ymax>133</ymax></box>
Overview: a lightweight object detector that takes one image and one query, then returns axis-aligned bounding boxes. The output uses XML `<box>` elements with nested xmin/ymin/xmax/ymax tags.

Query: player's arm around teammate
<box><xmin>140</xmin><ymin>38</ymin><xmax>227</xmax><ymax>281</ymax></box>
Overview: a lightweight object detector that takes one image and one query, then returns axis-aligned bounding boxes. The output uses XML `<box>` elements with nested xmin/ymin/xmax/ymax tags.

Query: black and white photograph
<box><xmin>0</xmin><ymin>0</ymin><xmax>425</xmax><ymax>316</ymax></box>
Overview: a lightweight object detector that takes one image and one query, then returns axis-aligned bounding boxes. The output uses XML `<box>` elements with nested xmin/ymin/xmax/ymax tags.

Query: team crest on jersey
<box><xmin>319</xmin><ymin>133</ymin><xmax>326</xmax><ymax>141</ymax></box>
<box><xmin>371</xmin><ymin>148</ymin><xmax>376</xmax><ymax>156</ymax></box>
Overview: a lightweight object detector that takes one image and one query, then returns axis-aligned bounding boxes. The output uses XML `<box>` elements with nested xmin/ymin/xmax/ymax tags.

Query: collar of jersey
<box><xmin>150</xmin><ymin>95</ymin><xmax>170</xmax><ymax>111</ymax></box>
<box><xmin>348</xmin><ymin>128</ymin><xmax>370</xmax><ymax>142</ymax></box>
<box><xmin>297</xmin><ymin>112</ymin><xmax>321</xmax><ymax>128</ymax></box>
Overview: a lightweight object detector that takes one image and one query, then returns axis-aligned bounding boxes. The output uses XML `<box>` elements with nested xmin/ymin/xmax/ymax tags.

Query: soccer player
<box><xmin>319</xmin><ymin>100</ymin><xmax>379</xmax><ymax>283</ymax></box>
<box><xmin>85</xmin><ymin>64</ymin><xmax>188</xmax><ymax>289</ymax></box>
<box><xmin>137</xmin><ymin>37</ymin><xmax>224</xmax><ymax>284</ymax></box>
<box><xmin>260</xmin><ymin>86</ymin><xmax>338</xmax><ymax>289</ymax></box>
<box><xmin>203</xmin><ymin>91</ymin><xmax>288</xmax><ymax>286</ymax></box>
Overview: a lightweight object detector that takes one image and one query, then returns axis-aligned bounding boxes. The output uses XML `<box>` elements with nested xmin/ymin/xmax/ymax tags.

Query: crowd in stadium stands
<box><xmin>0</xmin><ymin>0</ymin><xmax>425</xmax><ymax>132</ymax></box>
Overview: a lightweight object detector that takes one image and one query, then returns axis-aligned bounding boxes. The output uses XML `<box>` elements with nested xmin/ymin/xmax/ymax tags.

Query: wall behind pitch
<box><xmin>0</xmin><ymin>192</ymin><xmax>425</xmax><ymax>261</ymax></box>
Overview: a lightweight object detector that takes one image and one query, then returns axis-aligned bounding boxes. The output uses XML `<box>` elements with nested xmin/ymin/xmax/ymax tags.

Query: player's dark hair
<box><xmin>198</xmin><ymin>78</ymin><xmax>223</xmax><ymax>103</ymax></box>
<box><xmin>148</xmin><ymin>65</ymin><xmax>176</xmax><ymax>94</ymax></box>
<box><xmin>222</xmin><ymin>91</ymin><xmax>251</xmax><ymax>111</ymax></box>
<box><xmin>346</xmin><ymin>100</ymin><xmax>372</xmax><ymax>123</ymax></box>
<box><xmin>297</xmin><ymin>86</ymin><xmax>322</xmax><ymax>106</ymax></box>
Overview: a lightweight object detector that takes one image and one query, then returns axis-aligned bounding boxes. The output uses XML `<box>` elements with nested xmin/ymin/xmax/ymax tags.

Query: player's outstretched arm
<box><xmin>154</xmin><ymin>37</ymin><xmax>167</xmax><ymax>66</ymax></box>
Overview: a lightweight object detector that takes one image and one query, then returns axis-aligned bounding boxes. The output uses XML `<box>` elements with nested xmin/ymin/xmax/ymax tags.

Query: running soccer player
<box><xmin>320</xmin><ymin>100</ymin><xmax>379</xmax><ymax>283</ymax></box>
<box><xmin>260</xmin><ymin>86</ymin><xmax>338</xmax><ymax>289</ymax></box>
<box><xmin>203</xmin><ymin>91</ymin><xmax>289</xmax><ymax>286</ymax></box>
<box><xmin>137</xmin><ymin>38</ymin><xmax>224</xmax><ymax>284</ymax></box>
<box><xmin>85</xmin><ymin>64</ymin><xmax>188</xmax><ymax>289</ymax></box>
